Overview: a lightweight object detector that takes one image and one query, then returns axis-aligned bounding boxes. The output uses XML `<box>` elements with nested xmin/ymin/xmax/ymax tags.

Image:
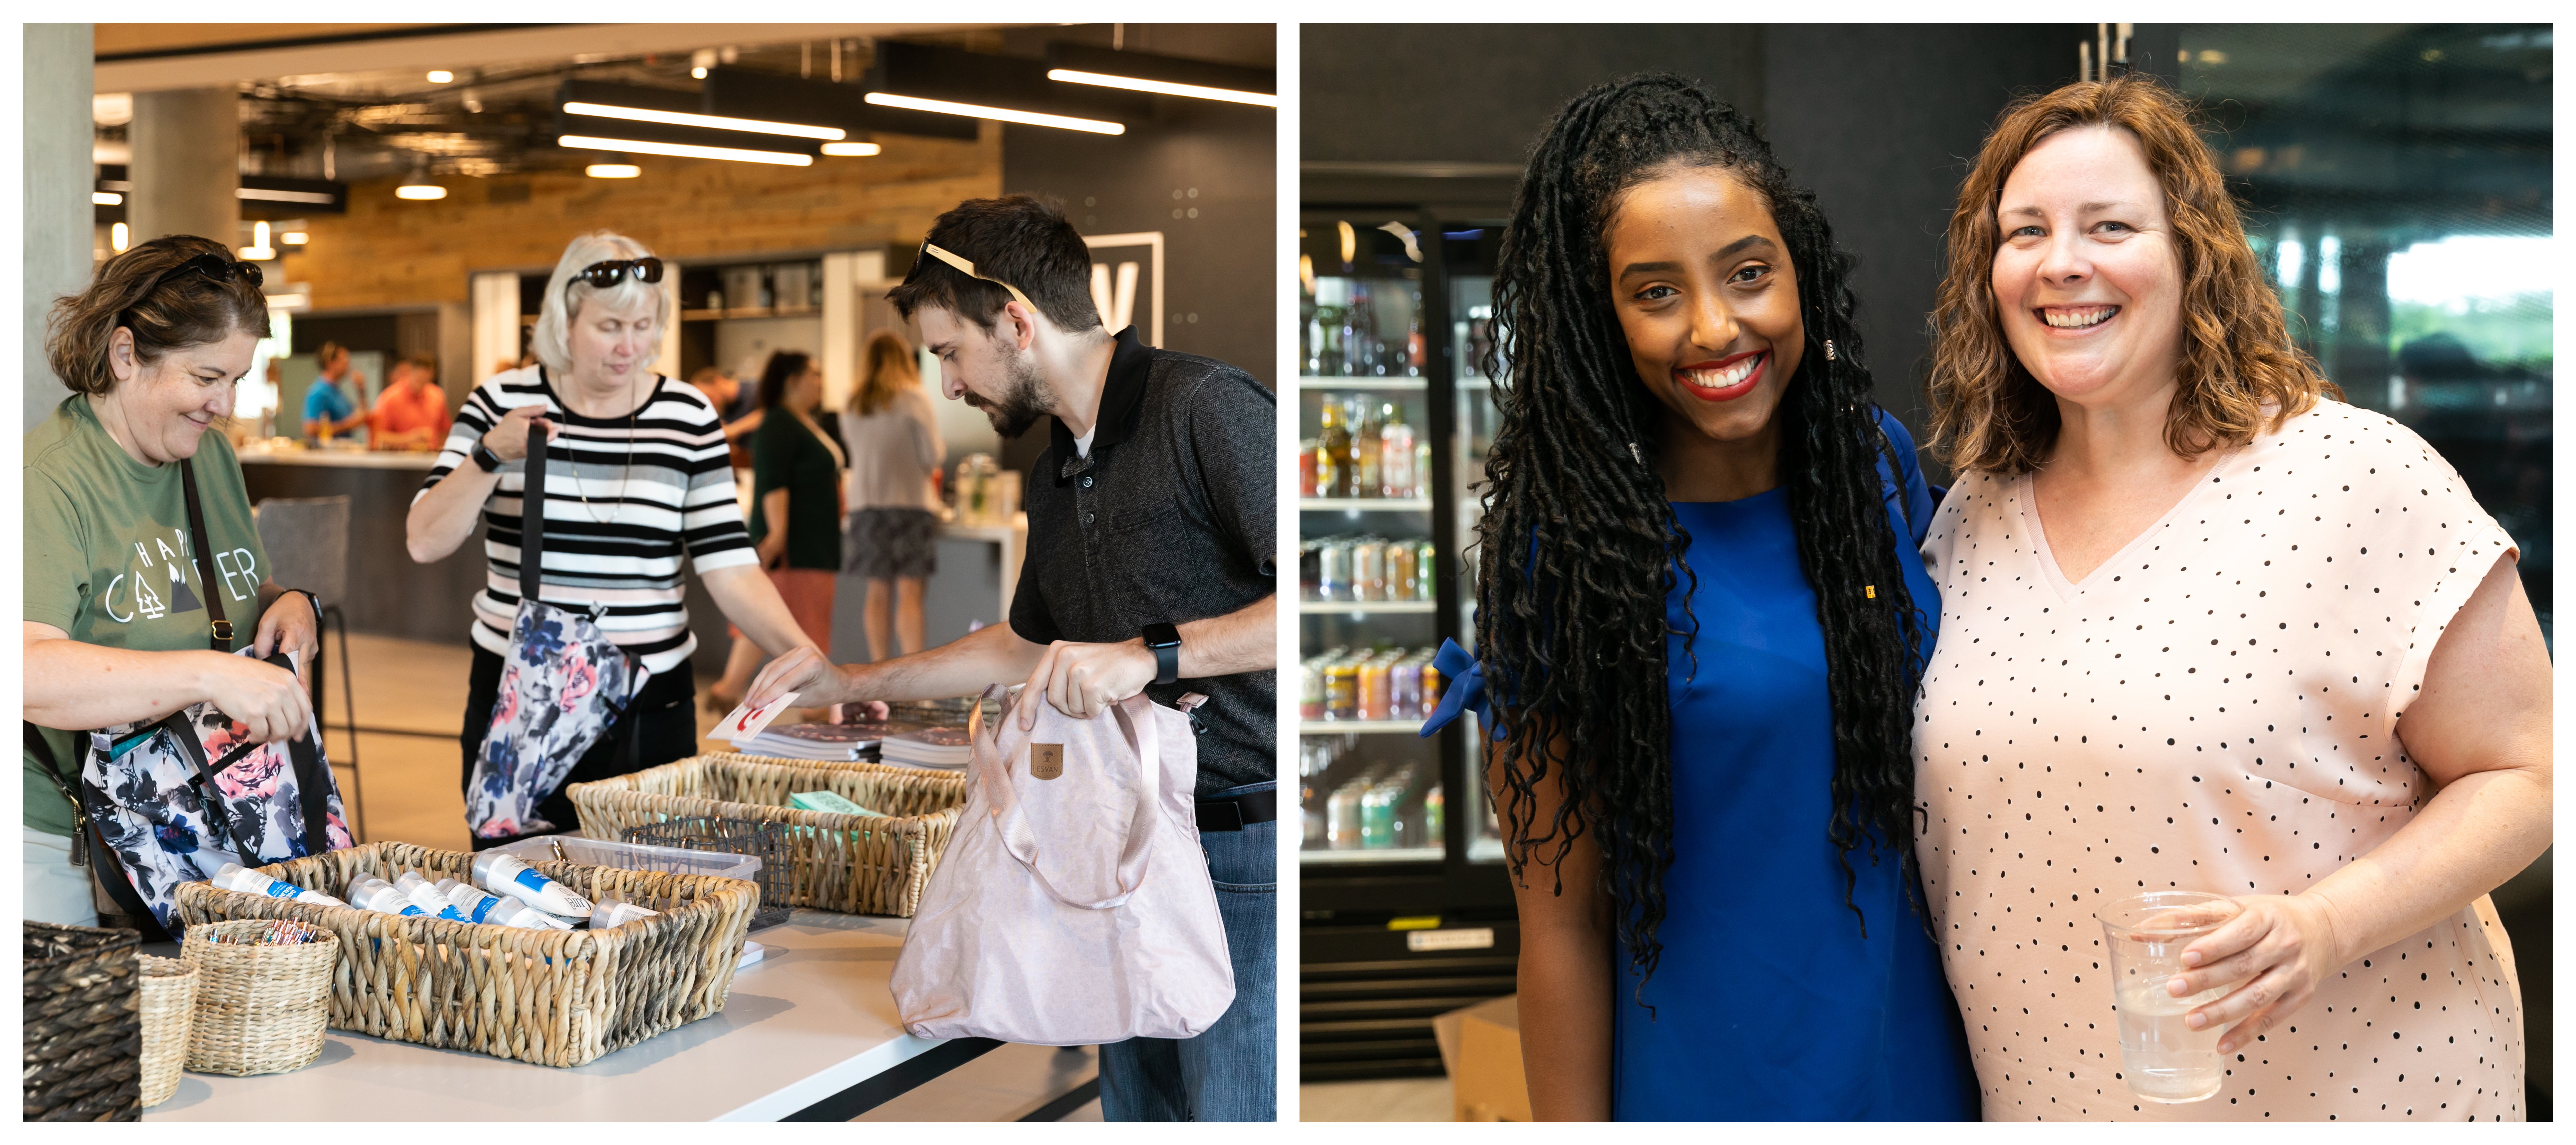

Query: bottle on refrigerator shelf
<box><xmin>1378</xmin><ymin>403</ymin><xmax>1416</xmax><ymax>498</ymax></box>
<box><xmin>1403</xmin><ymin>295</ymin><xmax>1426</xmax><ymax>378</ymax></box>
<box><xmin>1315</xmin><ymin>397</ymin><xmax>1351</xmax><ymax>498</ymax></box>
<box><xmin>1298</xmin><ymin>439</ymin><xmax>1318</xmax><ymax>498</ymax></box>
<box><xmin>1423</xmin><ymin>785</ymin><xmax>1446</xmax><ymax>845</ymax></box>
<box><xmin>1414</xmin><ymin>539</ymin><xmax>1439</xmax><ymax>602</ymax></box>
<box><xmin>1341</xmin><ymin>282</ymin><xmax>1371</xmax><ymax>378</ymax></box>
<box><xmin>1349</xmin><ymin>396</ymin><xmax>1382</xmax><ymax>497</ymax></box>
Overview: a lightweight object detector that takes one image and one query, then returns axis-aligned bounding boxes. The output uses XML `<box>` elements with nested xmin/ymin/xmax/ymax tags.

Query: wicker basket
<box><xmin>182</xmin><ymin>920</ymin><xmax>337</xmax><ymax>1077</ymax></box>
<box><xmin>169</xmin><ymin>840</ymin><xmax>759</xmax><ymax>1068</ymax></box>
<box><xmin>570</xmin><ymin>753</ymin><xmax>969</xmax><ymax>917</ymax></box>
<box><xmin>137</xmin><ymin>955</ymin><xmax>197</xmax><ymax>1106</ymax></box>
<box><xmin>22</xmin><ymin>921</ymin><xmax>142</xmax><ymax>1122</ymax></box>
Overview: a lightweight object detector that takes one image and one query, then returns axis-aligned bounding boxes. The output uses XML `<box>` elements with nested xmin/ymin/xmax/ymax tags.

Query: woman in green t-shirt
<box><xmin>709</xmin><ymin>351</ymin><xmax>846</xmax><ymax>709</ymax></box>
<box><xmin>23</xmin><ymin>235</ymin><xmax>321</xmax><ymax>926</ymax></box>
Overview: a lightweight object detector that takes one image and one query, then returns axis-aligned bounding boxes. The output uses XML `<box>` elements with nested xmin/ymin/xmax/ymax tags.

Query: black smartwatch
<box><xmin>470</xmin><ymin>438</ymin><xmax>504</xmax><ymax>473</ymax></box>
<box><xmin>1142</xmin><ymin>622</ymin><xmax>1182</xmax><ymax>686</ymax></box>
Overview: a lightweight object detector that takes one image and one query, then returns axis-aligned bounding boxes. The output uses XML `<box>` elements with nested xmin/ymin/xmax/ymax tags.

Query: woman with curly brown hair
<box><xmin>1916</xmin><ymin>74</ymin><xmax>2546</xmax><ymax>1121</ymax></box>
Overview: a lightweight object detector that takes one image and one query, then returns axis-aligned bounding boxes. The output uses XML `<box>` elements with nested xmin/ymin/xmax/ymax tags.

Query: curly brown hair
<box><xmin>46</xmin><ymin>235</ymin><xmax>271</xmax><ymax>396</ymax></box>
<box><xmin>1926</xmin><ymin>74</ymin><xmax>2338</xmax><ymax>475</ymax></box>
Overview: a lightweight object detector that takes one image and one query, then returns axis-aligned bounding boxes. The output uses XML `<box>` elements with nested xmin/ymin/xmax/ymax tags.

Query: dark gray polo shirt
<box><xmin>1009</xmin><ymin>326</ymin><xmax>1277</xmax><ymax>795</ymax></box>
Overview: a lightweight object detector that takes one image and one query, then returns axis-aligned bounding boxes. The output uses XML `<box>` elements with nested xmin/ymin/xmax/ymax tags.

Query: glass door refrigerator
<box><xmin>1297</xmin><ymin>207</ymin><xmax>1517</xmax><ymax>1080</ymax></box>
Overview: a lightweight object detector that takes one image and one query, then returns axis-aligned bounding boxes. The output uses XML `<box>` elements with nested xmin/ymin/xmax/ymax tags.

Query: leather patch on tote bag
<box><xmin>1028</xmin><ymin>743</ymin><xmax>1064</xmax><ymax>780</ymax></box>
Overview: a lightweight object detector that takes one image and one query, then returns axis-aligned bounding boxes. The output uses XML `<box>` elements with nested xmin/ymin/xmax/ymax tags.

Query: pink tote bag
<box><xmin>889</xmin><ymin>686</ymin><xmax>1235</xmax><ymax>1045</ymax></box>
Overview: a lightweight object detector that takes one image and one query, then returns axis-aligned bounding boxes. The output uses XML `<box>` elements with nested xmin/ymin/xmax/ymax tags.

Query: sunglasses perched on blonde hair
<box><xmin>569</xmin><ymin>257</ymin><xmax>665</xmax><ymax>292</ymax></box>
<box><xmin>905</xmin><ymin>237</ymin><xmax>1035</xmax><ymax>311</ymax></box>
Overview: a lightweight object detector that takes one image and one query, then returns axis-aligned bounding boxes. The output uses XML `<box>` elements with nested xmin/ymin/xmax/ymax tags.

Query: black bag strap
<box><xmin>168</xmin><ymin>719</ymin><xmax>269</xmax><ymax>863</ymax></box>
<box><xmin>23</xmin><ymin>723</ymin><xmax>93</xmax><ymax>868</ymax></box>
<box><xmin>522</xmin><ymin>372</ymin><xmax>550</xmax><ymax>606</ymax></box>
<box><xmin>178</xmin><ymin>458</ymin><xmax>232</xmax><ymax>652</ymax></box>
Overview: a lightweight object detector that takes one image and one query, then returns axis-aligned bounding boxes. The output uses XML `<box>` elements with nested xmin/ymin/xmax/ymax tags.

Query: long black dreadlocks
<box><xmin>1476</xmin><ymin>74</ymin><xmax>1932</xmax><ymax>1002</ymax></box>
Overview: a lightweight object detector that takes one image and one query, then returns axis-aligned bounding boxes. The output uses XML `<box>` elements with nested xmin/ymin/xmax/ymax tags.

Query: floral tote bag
<box><xmin>465</xmin><ymin>420</ymin><xmax>648</xmax><ymax>840</ymax></box>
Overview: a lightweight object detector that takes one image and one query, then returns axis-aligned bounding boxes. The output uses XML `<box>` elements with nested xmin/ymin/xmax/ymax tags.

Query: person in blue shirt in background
<box><xmin>303</xmin><ymin>340</ymin><xmax>366</xmax><ymax>441</ymax></box>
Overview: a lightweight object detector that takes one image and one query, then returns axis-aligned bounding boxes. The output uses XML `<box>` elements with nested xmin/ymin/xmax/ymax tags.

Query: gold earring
<box><xmin>1824</xmin><ymin>340</ymin><xmax>1838</xmax><ymax>362</ymax></box>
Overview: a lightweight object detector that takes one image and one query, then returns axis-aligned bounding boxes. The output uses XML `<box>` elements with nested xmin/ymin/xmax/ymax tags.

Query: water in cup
<box><xmin>2097</xmin><ymin>890</ymin><xmax>2242</xmax><ymax>1104</ymax></box>
<box><xmin>2113</xmin><ymin>976</ymin><xmax>2227</xmax><ymax>1102</ymax></box>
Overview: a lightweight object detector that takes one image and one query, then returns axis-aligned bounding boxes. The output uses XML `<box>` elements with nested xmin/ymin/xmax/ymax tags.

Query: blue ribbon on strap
<box><xmin>1419</xmin><ymin>638</ymin><xmax>1495</xmax><ymax>739</ymax></box>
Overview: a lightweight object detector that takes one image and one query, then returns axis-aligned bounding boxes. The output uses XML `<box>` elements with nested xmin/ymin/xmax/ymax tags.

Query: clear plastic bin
<box><xmin>485</xmin><ymin>834</ymin><xmax>761</xmax><ymax>884</ymax></box>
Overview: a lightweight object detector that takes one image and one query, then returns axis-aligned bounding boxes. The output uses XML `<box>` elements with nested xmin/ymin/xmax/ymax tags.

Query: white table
<box><xmin>141</xmin><ymin>911</ymin><xmax>998</xmax><ymax>1122</ymax></box>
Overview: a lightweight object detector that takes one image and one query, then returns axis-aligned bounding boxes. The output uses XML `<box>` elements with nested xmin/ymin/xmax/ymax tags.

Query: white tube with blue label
<box><xmin>211</xmin><ymin>862</ymin><xmax>347</xmax><ymax>907</ymax></box>
<box><xmin>469</xmin><ymin>851</ymin><xmax>592</xmax><ymax>918</ymax></box>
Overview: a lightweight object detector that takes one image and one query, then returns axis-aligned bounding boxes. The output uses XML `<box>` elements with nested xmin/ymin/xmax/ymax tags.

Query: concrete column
<box><xmin>23</xmin><ymin>24</ymin><xmax>93</xmax><ymax>431</ymax></box>
<box><xmin>129</xmin><ymin>87</ymin><xmax>239</xmax><ymax>246</ymax></box>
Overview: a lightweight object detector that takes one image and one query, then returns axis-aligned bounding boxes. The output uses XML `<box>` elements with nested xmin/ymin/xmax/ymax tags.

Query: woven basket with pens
<box><xmin>570</xmin><ymin>754</ymin><xmax>969</xmax><ymax>917</ymax></box>
<box><xmin>182</xmin><ymin>919</ymin><xmax>337</xmax><ymax>1077</ymax></box>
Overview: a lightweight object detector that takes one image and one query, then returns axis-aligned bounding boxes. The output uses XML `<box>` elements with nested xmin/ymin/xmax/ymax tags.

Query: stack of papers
<box><xmin>730</xmin><ymin>722</ymin><xmax>890</xmax><ymax>762</ymax></box>
<box><xmin>878</xmin><ymin>727</ymin><xmax>974</xmax><ymax>770</ymax></box>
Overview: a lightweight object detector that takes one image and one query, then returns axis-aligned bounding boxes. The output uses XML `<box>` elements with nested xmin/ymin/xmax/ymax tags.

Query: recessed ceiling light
<box><xmin>92</xmin><ymin>191</ymin><xmax>121</xmax><ymax>205</ymax></box>
<box><xmin>395</xmin><ymin>182</ymin><xmax>448</xmax><ymax>200</ymax></box>
<box><xmin>427</xmin><ymin>70</ymin><xmax>454</xmax><ymax>83</ymax></box>
<box><xmin>110</xmin><ymin>222</ymin><xmax>129</xmax><ymax>252</ymax></box>
<box><xmin>586</xmin><ymin>164</ymin><xmax>642</xmax><ymax>178</ymax></box>
<box><xmin>280</xmin><ymin>231</ymin><xmax>309</xmax><ymax>245</ymax></box>
<box><xmin>820</xmin><ymin>142</ymin><xmax>881</xmax><ymax>156</ymax></box>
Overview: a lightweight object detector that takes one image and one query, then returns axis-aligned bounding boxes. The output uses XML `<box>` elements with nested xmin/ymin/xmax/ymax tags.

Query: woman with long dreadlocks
<box><xmin>1419</xmin><ymin>75</ymin><xmax>1977</xmax><ymax>1120</ymax></box>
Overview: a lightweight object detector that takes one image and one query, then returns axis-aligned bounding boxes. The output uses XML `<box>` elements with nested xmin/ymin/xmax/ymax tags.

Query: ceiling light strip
<box><xmin>862</xmin><ymin>92</ymin><xmax>1125</xmax><ymax>135</ymax></box>
<box><xmin>558</xmin><ymin>134</ymin><xmax>814</xmax><ymax>167</ymax></box>
<box><xmin>820</xmin><ymin>142</ymin><xmax>882</xmax><ymax>156</ymax></box>
<box><xmin>238</xmin><ymin>188</ymin><xmax>338</xmax><ymax>204</ymax></box>
<box><xmin>563</xmin><ymin>101</ymin><xmax>843</xmax><ymax>141</ymax></box>
<box><xmin>1045</xmin><ymin>69</ymin><xmax>1277</xmax><ymax>108</ymax></box>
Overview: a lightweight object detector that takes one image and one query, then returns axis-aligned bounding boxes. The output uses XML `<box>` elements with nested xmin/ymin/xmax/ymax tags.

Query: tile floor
<box><xmin>1300</xmin><ymin>1078</ymin><xmax>1453</xmax><ymax>1121</ymax></box>
<box><xmin>320</xmin><ymin>631</ymin><xmax>1098</xmax><ymax>1121</ymax></box>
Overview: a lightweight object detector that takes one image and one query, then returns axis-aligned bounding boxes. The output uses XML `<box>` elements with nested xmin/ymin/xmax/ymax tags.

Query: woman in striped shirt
<box><xmin>406</xmin><ymin>231</ymin><xmax>819</xmax><ymax>844</ymax></box>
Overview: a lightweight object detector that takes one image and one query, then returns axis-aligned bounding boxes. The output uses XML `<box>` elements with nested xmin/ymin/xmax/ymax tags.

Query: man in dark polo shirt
<box><xmin>746</xmin><ymin>194</ymin><xmax>1276</xmax><ymax>1121</ymax></box>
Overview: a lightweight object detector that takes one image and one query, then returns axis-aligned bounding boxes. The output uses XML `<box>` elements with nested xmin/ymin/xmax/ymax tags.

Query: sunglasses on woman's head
<box><xmin>570</xmin><ymin>257</ymin><xmax>665</xmax><ymax>291</ymax></box>
<box><xmin>148</xmin><ymin>252</ymin><xmax>264</xmax><ymax>294</ymax></box>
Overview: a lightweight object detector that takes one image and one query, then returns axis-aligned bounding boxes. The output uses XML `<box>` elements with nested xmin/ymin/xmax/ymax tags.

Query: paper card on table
<box><xmin>720</xmin><ymin>692</ymin><xmax>800</xmax><ymax>744</ymax></box>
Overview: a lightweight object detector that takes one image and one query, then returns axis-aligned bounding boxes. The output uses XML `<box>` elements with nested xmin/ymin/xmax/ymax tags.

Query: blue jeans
<box><xmin>1097</xmin><ymin>782</ymin><xmax>1276</xmax><ymax>1121</ymax></box>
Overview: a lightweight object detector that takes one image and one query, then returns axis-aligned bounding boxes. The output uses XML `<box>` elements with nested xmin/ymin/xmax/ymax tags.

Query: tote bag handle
<box><xmin>972</xmin><ymin>687</ymin><xmax>1163</xmax><ymax>910</ymax></box>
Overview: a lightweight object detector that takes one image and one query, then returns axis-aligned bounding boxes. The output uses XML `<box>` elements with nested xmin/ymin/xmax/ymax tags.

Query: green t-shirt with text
<box><xmin>23</xmin><ymin>394</ymin><xmax>268</xmax><ymax>834</ymax></box>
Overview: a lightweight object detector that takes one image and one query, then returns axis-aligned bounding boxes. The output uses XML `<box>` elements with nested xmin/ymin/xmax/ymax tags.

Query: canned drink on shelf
<box><xmin>1352</xmin><ymin>539</ymin><xmax>1385</xmax><ymax>602</ymax></box>
<box><xmin>1298</xmin><ymin>440</ymin><xmax>1318</xmax><ymax>498</ymax></box>
<box><xmin>1389</xmin><ymin>656</ymin><xmax>1422</xmax><ymax>718</ymax></box>
<box><xmin>1419</xmin><ymin>656</ymin><xmax>1442</xmax><ymax>717</ymax></box>
<box><xmin>1357</xmin><ymin>657</ymin><xmax>1392</xmax><ymax>721</ymax></box>
<box><xmin>1324</xmin><ymin>658</ymin><xmax>1359</xmax><ymax>721</ymax></box>
<box><xmin>1414</xmin><ymin>540</ymin><xmax>1439</xmax><ymax>601</ymax></box>
<box><xmin>1299</xmin><ymin>658</ymin><xmax>1325</xmax><ymax>720</ymax></box>
<box><xmin>1317</xmin><ymin>538</ymin><xmax>1351</xmax><ymax>602</ymax></box>
<box><xmin>1385</xmin><ymin>541</ymin><xmax>1418</xmax><ymax>602</ymax></box>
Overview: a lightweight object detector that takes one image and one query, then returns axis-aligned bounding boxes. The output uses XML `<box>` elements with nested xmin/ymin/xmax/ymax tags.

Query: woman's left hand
<box><xmin>2166</xmin><ymin>893</ymin><xmax>2350</xmax><ymax>1054</ymax></box>
<box><xmin>757</xmin><ymin>534</ymin><xmax>787</xmax><ymax>570</ymax></box>
<box><xmin>253</xmin><ymin>591</ymin><xmax>321</xmax><ymax>686</ymax></box>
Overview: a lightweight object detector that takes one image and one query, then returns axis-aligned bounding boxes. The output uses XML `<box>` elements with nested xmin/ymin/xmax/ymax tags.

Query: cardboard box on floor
<box><xmin>1430</xmin><ymin>995</ymin><xmax>1528</xmax><ymax>1121</ymax></box>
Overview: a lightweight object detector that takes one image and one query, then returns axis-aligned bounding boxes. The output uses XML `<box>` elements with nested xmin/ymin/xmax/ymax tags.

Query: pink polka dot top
<box><xmin>1913</xmin><ymin>400</ymin><xmax>2527</xmax><ymax>1121</ymax></box>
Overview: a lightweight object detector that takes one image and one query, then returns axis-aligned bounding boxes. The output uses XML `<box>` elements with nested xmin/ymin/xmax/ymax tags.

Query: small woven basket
<box><xmin>22</xmin><ymin>921</ymin><xmax>143</xmax><ymax>1122</ymax></box>
<box><xmin>182</xmin><ymin>920</ymin><xmax>338</xmax><ymax>1077</ymax></box>
<box><xmin>571</xmin><ymin>754</ymin><xmax>969</xmax><ymax>917</ymax></box>
<box><xmin>136</xmin><ymin>956</ymin><xmax>197</xmax><ymax>1107</ymax></box>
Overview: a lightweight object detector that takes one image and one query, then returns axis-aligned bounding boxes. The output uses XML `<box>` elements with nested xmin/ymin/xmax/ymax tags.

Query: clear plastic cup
<box><xmin>2096</xmin><ymin>890</ymin><xmax>2244</xmax><ymax>1103</ymax></box>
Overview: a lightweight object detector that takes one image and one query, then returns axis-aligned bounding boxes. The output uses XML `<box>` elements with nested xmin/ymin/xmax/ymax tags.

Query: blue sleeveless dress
<box><xmin>1426</xmin><ymin>411</ymin><xmax>1976</xmax><ymax>1120</ymax></box>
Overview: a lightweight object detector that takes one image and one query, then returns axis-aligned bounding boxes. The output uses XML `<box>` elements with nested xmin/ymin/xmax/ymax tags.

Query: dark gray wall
<box><xmin>1763</xmin><ymin>24</ymin><xmax>2089</xmax><ymax>469</ymax></box>
<box><xmin>1301</xmin><ymin>25</ymin><xmax>1765</xmax><ymax>166</ymax></box>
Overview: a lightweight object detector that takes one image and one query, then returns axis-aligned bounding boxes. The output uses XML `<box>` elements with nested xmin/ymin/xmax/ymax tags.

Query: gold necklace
<box><xmin>568</xmin><ymin>372</ymin><xmax>645</xmax><ymax>525</ymax></box>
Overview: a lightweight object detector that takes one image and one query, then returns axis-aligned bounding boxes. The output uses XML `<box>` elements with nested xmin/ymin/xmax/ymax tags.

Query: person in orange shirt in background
<box><xmin>370</xmin><ymin>355</ymin><xmax>451</xmax><ymax>450</ymax></box>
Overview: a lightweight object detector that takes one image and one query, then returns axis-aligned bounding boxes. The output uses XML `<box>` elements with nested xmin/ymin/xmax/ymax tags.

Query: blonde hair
<box><xmin>1926</xmin><ymin>75</ymin><xmax>2338</xmax><ymax>475</ymax></box>
<box><xmin>528</xmin><ymin>231</ymin><xmax>666</xmax><ymax>375</ymax></box>
<box><xmin>854</xmin><ymin>329</ymin><xmax>920</xmax><ymax>416</ymax></box>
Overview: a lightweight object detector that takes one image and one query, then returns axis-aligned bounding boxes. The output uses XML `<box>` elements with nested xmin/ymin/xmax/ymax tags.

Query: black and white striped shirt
<box><xmin>418</xmin><ymin>366</ymin><xmax>756</xmax><ymax>675</ymax></box>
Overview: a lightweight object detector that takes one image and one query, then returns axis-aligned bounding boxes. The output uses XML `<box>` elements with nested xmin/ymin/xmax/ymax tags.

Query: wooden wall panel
<box><xmin>276</xmin><ymin>124</ymin><xmax>1001</xmax><ymax>312</ymax></box>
